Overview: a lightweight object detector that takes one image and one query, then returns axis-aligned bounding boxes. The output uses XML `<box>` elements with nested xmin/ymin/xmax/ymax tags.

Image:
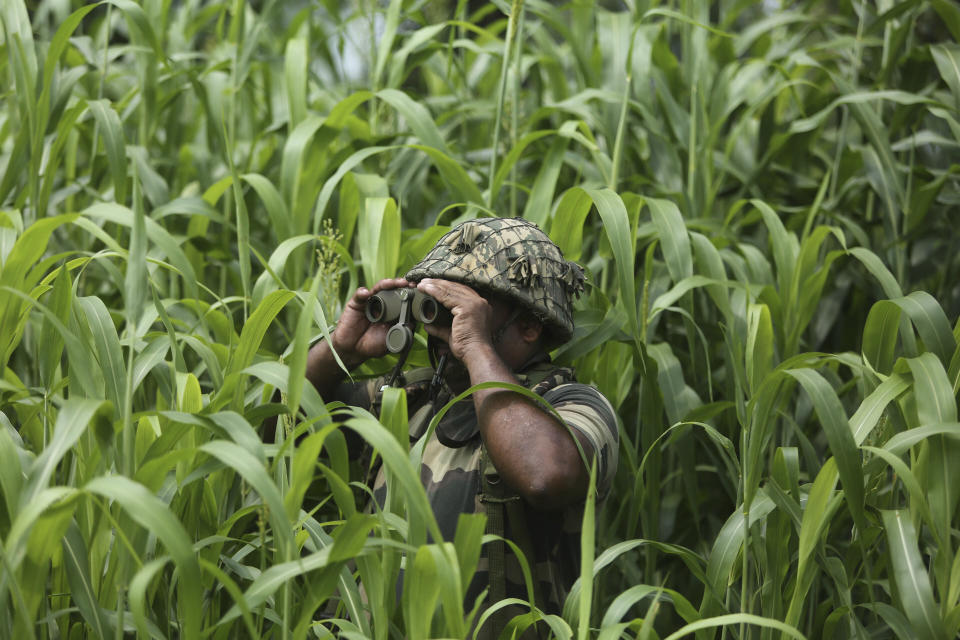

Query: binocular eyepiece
<box><xmin>365</xmin><ymin>288</ymin><xmax>451</xmax><ymax>353</ymax></box>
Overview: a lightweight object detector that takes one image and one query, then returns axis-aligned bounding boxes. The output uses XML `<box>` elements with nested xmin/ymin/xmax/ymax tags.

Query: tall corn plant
<box><xmin>2</xmin><ymin>0</ymin><xmax>960</xmax><ymax>638</ymax></box>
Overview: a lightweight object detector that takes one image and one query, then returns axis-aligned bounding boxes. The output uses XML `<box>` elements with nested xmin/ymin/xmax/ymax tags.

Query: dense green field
<box><xmin>2</xmin><ymin>0</ymin><xmax>960</xmax><ymax>638</ymax></box>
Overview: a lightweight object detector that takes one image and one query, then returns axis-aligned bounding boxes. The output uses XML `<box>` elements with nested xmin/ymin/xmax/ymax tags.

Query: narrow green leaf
<box><xmin>648</xmin><ymin>276</ymin><xmax>733</xmax><ymax>323</ymax></box>
<box><xmin>129</xmin><ymin>557</ymin><xmax>170</xmax><ymax>640</ymax></box>
<box><xmin>892</xmin><ymin>292</ymin><xmax>956</xmax><ymax>367</ymax></box>
<box><xmin>578</xmin><ymin>460</ymin><xmax>597</xmax><ymax>640</ymax></box>
<box><xmin>790</xmin><ymin>91</ymin><xmax>935</xmax><ymax>134</ymax></box>
<box><xmin>690</xmin><ymin>232</ymin><xmax>732</xmax><ymax>319</ymax></box>
<box><xmin>786</xmin><ymin>369</ymin><xmax>865</xmax><ymax>531</ymax></box>
<box><xmin>106</xmin><ymin>0</ymin><xmax>163</xmax><ymax>58</ymax></box>
<box><xmin>251</xmin><ymin>234</ymin><xmax>316</xmax><ymax>304</ymax></box>
<box><xmin>312</xmin><ymin>145</ymin><xmax>398</xmax><ymax>232</ymax></box>
<box><xmin>863</xmin><ymin>446</ymin><xmax>934</xmax><ymax>536</ymax></box>
<box><xmin>703</xmin><ymin>495</ymin><xmax>776</xmax><ymax>603</ymax></box>
<box><xmin>648</xmin><ymin>197</ymin><xmax>693</xmax><ymax>282</ymax></box>
<box><xmin>411</xmin><ymin>144</ymin><xmax>486</xmax><ymax>207</ymax></box>
<box><xmin>883</xmin><ymin>423</ymin><xmax>960</xmax><ymax>457</ymax></box>
<box><xmin>87</xmin><ymin>99</ymin><xmax>128</xmax><ymax>204</ymax></box>
<box><xmin>39</xmin><ymin>265</ymin><xmax>73</xmax><ymax>388</ymax></box>
<box><xmin>358</xmin><ymin>197</ymin><xmax>400</xmax><ymax>285</ymax></box>
<box><xmin>931</xmin><ymin>0</ymin><xmax>960</xmax><ymax>42</ymax></box>
<box><xmin>785</xmin><ymin>458</ymin><xmax>840</xmax><ymax>626</ymax></box>
<box><xmin>0</xmin><ymin>214</ymin><xmax>75</xmax><ymax>289</ymax></box>
<box><xmin>38</xmin><ymin>3</ymin><xmax>99</xmax><ymax>125</ymax></box>
<box><xmin>347</xmin><ymin>413</ymin><xmax>442</xmax><ymax>543</ymax></box>
<box><xmin>753</xmin><ymin>199</ymin><xmax>798</xmax><ymax>295</ymax></box>
<box><xmin>523</xmin><ymin>136</ymin><xmax>570</xmax><ymax>227</ymax></box>
<box><xmin>882</xmin><ymin>510</ymin><xmax>946</xmax><ymax>640</ymax></box>
<box><xmin>284</xmin><ymin>427</ymin><xmax>333</xmax><ymax>519</ymax></box>
<box><xmin>405</xmin><ymin>545</ymin><xmax>443</xmax><ymax>640</ymax></box>
<box><xmin>452</xmin><ymin>513</ymin><xmax>486</xmax><ymax>594</ymax></box>
<box><xmin>287</xmin><ymin>272</ymin><xmax>324</xmax><ymax>421</ymax></box>
<box><xmin>863</xmin><ymin>300</ymin><xmax>901</xmax><ymax>374</ymax></box>
<box><xmin>62</xmin><ymin>524</ymin><xmax>111</xmax><ymax>639</ymax></box>
<box><xmin>242</xmin><ymin>173</ymin><xmax>293</xmax><ymax>241</ymax></box>
<box><xmin>850</xmin><ymin>374</ymin><xmax>910</xmax><ymax>445</ymax></box>
<box><xmin>848</xmin><ymin>248</ymin><xmax>903</xmax><ymax>299</ymax></box>
<box><xmin>550</xmin><ymin>188</ymin><xmax>594</xmax><ymax>262</ymax></box>
<box><xmin>285</xmin><ymin>35</ymin><xmax>308</xmax><ymax>129</ymax></box>
<box><xmin>906</xmin><ymin>353</ymin><xmax>957</xmax><ymax>425</ymax></box>
<box><xmin>85</xmin><ymin>475</ymin><xmax>201</xmax><ymax>639</ymax></box>
<box><xmin>378</xmin><ymin>88</ymin><xmax>448</xmax><ymax>153</ymax></box>
<box><xmin>490</xmin><ymin>129</ymin><xmax>556</xmax><ymax>205</ymax></box>
<box><xmin>642</xmin><ymin>7</ymin><xmax>735</xmax><ymax>38</ymax></box>
<box><xmin>282</xmin><ymin>91</ymin><xmax>373</xmax><ymax>225</ymax></box>
<box><xmin>226</xmin><ymin>290</ymin><xmax>295</xmax><ymax>376</ymax></box>
<box><xmin>218</xmin><ymin>542</ymin><xmax>363</xmax><ymax>625</ymax></box>
<box><xmin>22</xmin><ymin>399</ymin><xmax>112</xmax><ymax>508</ymax></box>
<box><xmin>77</xmin><ymin>297</ymin><xmax>126</xmax><ymax>416</ymax></box>
<box><xmin>372</xmin><ymin>0</ymin><xmax>403</xmax><ymax>88</ymax></box>
<box><xmin>931</xmin><ymin>44</ymin><xmax>960</xmax><ymax>111</ymax></box>
<box><xmin>601</xmin><ymin>584</ymin><xmax>699</xmax><ymax>627</ymax></box>
<box><xmin>567</xmin><ymin>538</ymin><xmax>707</xmax><ymax>622</ymax></box>
<box><xmin>0</xmin><ymin>427</ymin><xmax>23</xmax><ymax>525</ymax></box>
<box><xmin>83</xmin><ymin>203</ymin><xmax>198</xmax><ymax>298</ymax></box>
<box><xmin>242</xmin><ymin>361</ymin><xmax>329</xmax><ymax>423</ymax></box>
<box><xmin>662</xmin><ymin>614</ymin><xmax>806</xmax><ymax>640</ymax></box>
<box><xmin>583</xmin><ymin>188</ymin><xmax>638</xmax><ymax>341</ymax></box>
<box><xmin>386</xmin><ymin>22</ymin><xmax>447</xmax><ymax>89</ymax></box>
<box><xmin>198</xmin><ymin>440</ymin><xmax>290</xmax><ymax>545</ymax></box>
<box><xmin>746</xmin><ymin>303</ymin><xmax>774</xmax><ymax>394</ymax></box>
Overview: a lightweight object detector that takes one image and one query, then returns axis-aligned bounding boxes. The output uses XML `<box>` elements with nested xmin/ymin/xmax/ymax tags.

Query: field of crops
<box><xmin>2</xmin><ymin>0</ymin><xmax>960</xmax><ymax>638</ymax></box>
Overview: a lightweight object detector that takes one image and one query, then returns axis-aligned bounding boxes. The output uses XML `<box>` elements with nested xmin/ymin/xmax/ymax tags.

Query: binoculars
<box><xmin>365</xmin><ymin>288</ymin><xmax>451</xmax><ymax>353</ymax></box>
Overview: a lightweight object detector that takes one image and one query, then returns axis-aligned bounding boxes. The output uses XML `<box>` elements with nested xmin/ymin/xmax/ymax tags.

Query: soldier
<box><xmin>306</xmin><ymin>217</ymin><xmax>619</xmax><ymax>636</ymax></box>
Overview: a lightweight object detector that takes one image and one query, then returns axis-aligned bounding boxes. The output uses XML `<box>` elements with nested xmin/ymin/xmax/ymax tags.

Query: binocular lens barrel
<box><xmin>415</xmin><ymin>296</ymin><xmax>439</xmax><ymax>324</ymax></box>
<box><xmin>364</xmin><ymin>287</ymin><xmax>451</xmax><ymax>353</ymax></box>
<box><xmin>366</xmin><ymin>296</ymin><xmax>386</xmax><ymax>322</ymax></box>
<box><xmin>365</xmin><ymin>290</ymin><xmax>405</xmax><ymax>323</ymax></box>
<box><xmin>365</xmin><ymin>288</ymin><xmax>449</xmax><ymax>325</ymax></box>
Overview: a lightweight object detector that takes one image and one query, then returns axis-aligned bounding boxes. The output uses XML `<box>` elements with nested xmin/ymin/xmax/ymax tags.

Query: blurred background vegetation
<box><xmin>2</xmin><ymin>0</ymin><xmax>960</xmax><ymax>638</ymax></box>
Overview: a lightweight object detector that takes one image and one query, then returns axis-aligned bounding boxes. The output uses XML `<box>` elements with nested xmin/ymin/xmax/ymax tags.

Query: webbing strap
<box><xmin>485</xmin><ymin>498</ymin><xmax>508</xmax><ymax>640</ymax></box>
<box><xmin>481</xmin><ymin>451</ymin><xmax>546</xmax><ymax>639</ymax></box>
<box><xmin>503</xmin><ymin>498</ymin><xmax>547</xmax><ymax>640</ymax></box>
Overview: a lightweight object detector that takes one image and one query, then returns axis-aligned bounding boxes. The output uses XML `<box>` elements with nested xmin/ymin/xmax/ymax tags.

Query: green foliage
<box><xmin>1</xmin><ymin>0</ymin><xmax>959</xmax><ymax>638</ymax></box>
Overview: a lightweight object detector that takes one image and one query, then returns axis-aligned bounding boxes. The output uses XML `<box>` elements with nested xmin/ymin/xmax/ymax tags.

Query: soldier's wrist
<box><xmin>460</xmin><ymin>341</ymin><xmax>499</xmax><ymax>368</ymax></box>
<box><xmin>322</xmin><ymin>334</ymin><xmax>363</xmax><ymax>370</ymax></box>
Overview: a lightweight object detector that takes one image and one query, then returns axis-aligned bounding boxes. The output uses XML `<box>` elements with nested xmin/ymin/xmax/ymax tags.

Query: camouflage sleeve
<box><xmin>541</xmin><ymin>383</ymin><xmax>619</xmax><ymax>499</ymax></box>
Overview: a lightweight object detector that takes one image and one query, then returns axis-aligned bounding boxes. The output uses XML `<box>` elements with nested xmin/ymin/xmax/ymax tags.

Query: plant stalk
<box><xmin>488</xmin><ymin>0</ymin><xmax>523</xmax><ymax>210</ymax></box>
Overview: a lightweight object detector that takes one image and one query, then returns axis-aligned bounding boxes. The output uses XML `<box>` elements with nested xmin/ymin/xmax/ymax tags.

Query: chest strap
<box><xmin>479</xmin><ymin>445</ymin><xmax>544</xmax><ymax>639</ymax></box>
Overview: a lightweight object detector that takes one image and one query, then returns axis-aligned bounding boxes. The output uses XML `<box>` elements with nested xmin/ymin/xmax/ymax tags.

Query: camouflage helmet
<box><xmin>405</xmin><ymin>217</ymin><xmax>585</xmax><ymax>343</ymax></box>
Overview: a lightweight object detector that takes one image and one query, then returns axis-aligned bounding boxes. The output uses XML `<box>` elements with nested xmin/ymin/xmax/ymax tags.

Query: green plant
<box><xmin>1</xmin><ymin>0</ymin><xmax>959</xmax><ymax>638</ymax></box>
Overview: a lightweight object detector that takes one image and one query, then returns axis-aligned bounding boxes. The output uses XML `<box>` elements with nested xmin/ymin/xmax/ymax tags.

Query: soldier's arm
<box><xmin>417</xmin><ymin>277</ymin><xmax>593</xmax><ymax>510</ymax></box>
<box><xmin>463</xmin><ymin>344</ymin><xmax>593</xmax><ymax>510</ymax></box>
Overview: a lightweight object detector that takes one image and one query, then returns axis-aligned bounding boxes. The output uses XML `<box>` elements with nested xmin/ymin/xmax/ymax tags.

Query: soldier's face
<box><xmin>428</xmin><ymin>294</ymin><xmax>539</xmax><ymax>391</ymax></box>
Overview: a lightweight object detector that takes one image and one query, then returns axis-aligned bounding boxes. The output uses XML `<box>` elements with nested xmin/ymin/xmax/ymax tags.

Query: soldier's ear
<box><xmin>516</xmin><ymin>313</ymin><xmax>543</xmax><ymax>344</ymax></box>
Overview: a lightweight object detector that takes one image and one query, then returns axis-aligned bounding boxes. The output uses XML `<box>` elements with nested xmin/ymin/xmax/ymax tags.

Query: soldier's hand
<box><xmin>330</xmin><ymin>278</ymin><xmax>414</xmax><ymax>367</ymax></box>
<box><xmin>415</xmin><ymin>278</ymin><xmax>495</xmax><ymax>362</ymax></box>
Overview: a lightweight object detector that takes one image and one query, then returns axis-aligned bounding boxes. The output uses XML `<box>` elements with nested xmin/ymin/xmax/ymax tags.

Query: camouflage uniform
<box><xmin>340</xmin><ymin>357</ymin><xmax>618</xmax><ymax>619</ymax></box>
<box><xmin>336</xmin><ymin>218</ymin><xmax>619</xmax><ymax>631</ymax></box>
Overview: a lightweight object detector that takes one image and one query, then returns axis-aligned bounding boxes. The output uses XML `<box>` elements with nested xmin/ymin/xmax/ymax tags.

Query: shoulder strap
<box><xmin>519</xmin><ymin>362</ymin><xmax>575</xmax><ymax>394</ymax></box>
